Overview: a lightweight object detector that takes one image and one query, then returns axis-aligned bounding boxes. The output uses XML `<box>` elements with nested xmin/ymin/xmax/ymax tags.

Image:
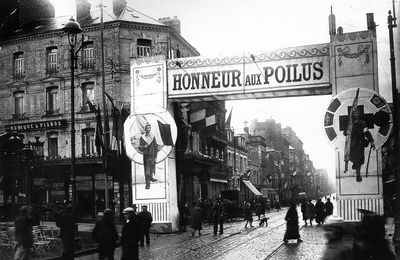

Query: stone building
<box><xmin>0</xmin><ymin>0</ymin><xmax>199</xmax><ymax>220</ymax></box>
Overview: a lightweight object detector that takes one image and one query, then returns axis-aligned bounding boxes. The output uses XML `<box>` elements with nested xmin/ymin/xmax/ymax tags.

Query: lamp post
<box><xmin>62</xmin><ymin>18</ymin><xmax>89</xmax><ymax>213</ymax></box>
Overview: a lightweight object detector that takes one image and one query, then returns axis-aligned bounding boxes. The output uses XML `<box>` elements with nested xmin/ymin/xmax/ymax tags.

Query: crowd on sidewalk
<box><xmin>6</xmin><ymin>195</ymin><xmax>399</xmax><ymax>260</ymax></box>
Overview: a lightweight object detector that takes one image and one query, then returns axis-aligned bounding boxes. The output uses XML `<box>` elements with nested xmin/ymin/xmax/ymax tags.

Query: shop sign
<box><xmin>6</xmin><ymin>119</ymin><xmax>68</xmax><ymax>132</ymax></box>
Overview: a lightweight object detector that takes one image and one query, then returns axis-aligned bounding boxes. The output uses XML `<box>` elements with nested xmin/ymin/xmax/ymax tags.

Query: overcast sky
<box><xmin>53</xmin><ymin>0</ymin><xmax>398</xmax><ymax>180</ymax></box>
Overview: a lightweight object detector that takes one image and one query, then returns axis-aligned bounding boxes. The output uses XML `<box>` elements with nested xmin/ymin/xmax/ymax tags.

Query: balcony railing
<box><xmin>12</xmin><ymin>70</ymin><xmax>25</xmax><ymax>80</ymax></box>
<box><xmin>12</xmin><ymin>113</ymin><xmax>26</xmax><ymax>120</ymax></box>
<box><xmin>45</xmin><ymin>65</ymin><xmax>58</xmax><ymax>76</ymax></box>
<box><xmin>45</xmin><ymin>109</ymin><xmax>60</xmax><ymax>116</ymax></box>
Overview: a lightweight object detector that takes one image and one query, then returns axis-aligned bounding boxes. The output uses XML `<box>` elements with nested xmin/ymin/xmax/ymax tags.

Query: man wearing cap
<box><xmin>321</xmin><ymin>215</ymin><xmax>353</xmax><ymax>260</ymax></box>
<box><xmin>137</xmin><ymin>205</ymin><xmax>153</xmax><ymax>246</ymax></box>
<box><xmin>121</xmin><ymin>207</ymin><xmax>142</xmax><ymax>260</ymax></box>
<box><xmin>138</xmin><ymin>122</ymin><xmax>160</xmax><ymax>189</ymax></box>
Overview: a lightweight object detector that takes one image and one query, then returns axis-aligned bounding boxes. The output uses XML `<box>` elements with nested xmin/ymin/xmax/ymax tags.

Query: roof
<box><xmin>0</xmin><ymin>2</ymin><xmax>166</xmax><ymax>40</ymax></box>
<box><xmin>79</xmin><ymin>4</ymin><xmax>165</xmax><ymax>27</ymax></box>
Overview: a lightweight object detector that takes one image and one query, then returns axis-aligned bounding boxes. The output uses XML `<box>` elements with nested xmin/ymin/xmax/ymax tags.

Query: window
<box><xmin>192</xmin><ymin>132</ymin><xmax>199</xmax><ymax>152</ymax></box>
<box><xmin>48</xmin><ymin>132</ymin><xmax>58</xmax><ymax>158</ymax></box>
<box><xmin>81</xmin><ymin>82</ymin><xmax>95</xmax><ymax>111</ymax></box>
<box><xmin>82</xmin><ymin>45</ymin><xmax>94</xmax><ymax>69</ymax></box>
<box><xmin>13</xmin><ymin>91</ymin><xmax>24</xmax><ymax>119</ymax></box>
<box><xmin>82</xmin><ymin>129</ymin><xmax>95</xmax><ymax>156</ymax></box>
<box><xmin>46</xmin><ymin>87</ymin><xmax>58</xmax><ymax>115</ymax></box>
<box><xmin>47</xmin><ymin>47</ymin><xmax>58</xmax><ymax>74</ymax></box>
<box><xmin>137</xmin><ymin>39</ymin><xmax>151</xmax><ymax>57</ymax></box>
<box><xmin>13</xmin><ymin>52</ymin><xmax>24</xmax><ymax>79</ymax></box>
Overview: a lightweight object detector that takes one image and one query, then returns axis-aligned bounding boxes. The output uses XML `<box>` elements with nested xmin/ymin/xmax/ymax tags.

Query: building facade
<box><xmin>0</xmin><ymin>0</ymin><xmax>199</xmax><ymax>220</ymax></box>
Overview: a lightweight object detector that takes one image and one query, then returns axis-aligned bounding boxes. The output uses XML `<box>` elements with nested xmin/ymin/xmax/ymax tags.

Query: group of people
<box><xmin>13</xmin><ymin>204</ymin><xmax>153</xmax><ymax>260</ymax></box>
<box><xmin>283</xmin><ymin>197</ymin><xmax>334</xmax><ymax>244</ymax></box>
<box><xmin>301</xmin><ymin>198</ymin><xmax>334</xmax><ymax>226</ymax></box>
<box><xmin>185</xmin><ymin>196</ymin><xmax>227</xmax><ymax>237</ymax></box>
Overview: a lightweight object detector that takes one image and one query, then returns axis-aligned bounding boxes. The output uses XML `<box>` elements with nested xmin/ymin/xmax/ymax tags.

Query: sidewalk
<box><xmin>268</xmin><ymin>217</ymin><xmax>400</xmax><ymax>260</ymax></box>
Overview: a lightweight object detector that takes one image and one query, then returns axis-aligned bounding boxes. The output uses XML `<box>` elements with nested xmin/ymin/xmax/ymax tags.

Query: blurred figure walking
<box><xmin>325</xmin><ymin>198</ymin><xmax>334</xmax><ymax>217</ymax></box>
<box><xmin>55</xmin><ymin>204</ymin><xmax>77</xmax><ymax>260</ymax></box>
<box><xmin>283</xmin><ymin>203</ymin><xmax>302</xmax><ymax>243</ymax></box>
<box><xmin>121</xmin><ymin>207</ymin><xmax>142</xmax><ymax>260</ymax></box>
<box><xmin>212</xmin><ymin>196</ymin><xmax>225</xmax><ymax>235</ymax></box>
<box><xmin>244</xmin><ymin>202</ymin><xmax>254</xmax><ymax>228</ymax></box>
<box><xmin>92</xmin><ymin>209</ymin><xmax>119</xmax><ymax>260</ymax></box>
<box><xmin>353</xmin><ymin>210</ymin><xmax>395</xmax><ymax>260</ymax></box>
<box><xmin>190</xmin><ymin>202</ymin><xmax>203</xmax><ymax>236</ymax></box>
<box><xmin>315</xmin><ymin>199</ymin><xmax>325</xmax><ymax>225</ymax></box>
<box><xmin>138</xmin><ymin>205</ymin><xmax>153</xmax><ymax>246</ymax></box>
<box><xmin>321</xmin><ymin>215</ymin><xmax>353</xmax><ymax>260</ymax></box>
<box><xmin>14</xmin><ymin>206</ymin><xmax>33</xmax><ymax>260</ymax></box>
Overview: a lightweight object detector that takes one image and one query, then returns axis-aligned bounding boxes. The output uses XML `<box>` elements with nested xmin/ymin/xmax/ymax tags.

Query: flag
<box><xmin>190</xmin><ymin>109</ymin><xmax>216</xmax><ymax>132</ymax></box>
<box><xmin>157</xmin><ymin>120</ymin><xmax>173</xmax><ymax>146</ymax></box>
<box><xmin>225</xmin><ymin>108</ymin><xmax>233</xmax><ymax>129</ymax></box>
<box><xmin>87</xmin><ymin>100</ymin><xmax>104</xmax><ymax>155</ymax></box>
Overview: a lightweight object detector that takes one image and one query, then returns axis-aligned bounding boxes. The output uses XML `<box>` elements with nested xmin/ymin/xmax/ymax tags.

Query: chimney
<box><xmin>18</xmin><ymin>0</ymin><xmax>55</xmax><ymax>26</ymax></box>
<box><xmin>366</xmin><ymin>13</ymin><xmax>376</xmax><ymax>31</ymax></box>
<box><xmin>113</xmin><ymin>0</ymin><xmax>127</xmax><ymax>18</ymax></box>
<box><xmin>159</xmin><ymin>16</ymin><xmax>181</xmax><ymax>35</ymax></box>
<box><xmin>76</xmin><ymin>0</ymin><xmax>91</xmax><ymax>23</ymax></box>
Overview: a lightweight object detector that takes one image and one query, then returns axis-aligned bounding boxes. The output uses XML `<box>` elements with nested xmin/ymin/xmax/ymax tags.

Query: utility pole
<box><xmin>388</xmin><ymin>6</ymin><xmax>400</xmax><ymax>248</ymax></box>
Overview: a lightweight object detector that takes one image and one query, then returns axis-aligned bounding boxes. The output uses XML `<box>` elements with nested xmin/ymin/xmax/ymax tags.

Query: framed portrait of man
<box><xmin>124</xmin><ymin>106</ymin><xmax>177</xmax><ymax>199</ymax></box>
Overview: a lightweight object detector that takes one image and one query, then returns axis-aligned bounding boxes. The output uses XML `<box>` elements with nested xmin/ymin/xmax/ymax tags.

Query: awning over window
<box><xmin>242</xmin><ymin>180</ymin><xmax>262</xmax><ymax>196</ymax></box>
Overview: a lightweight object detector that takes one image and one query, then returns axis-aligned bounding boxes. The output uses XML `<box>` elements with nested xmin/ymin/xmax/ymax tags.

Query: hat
<box><xmin>122</xmin><ymin>207</ymin><xmax>134</xmax><ymax>213</ymax></box>
<box><xmin>324</xmin><ymin>215</ymin><xmax>345</xmax><ymax>230</ymax></box>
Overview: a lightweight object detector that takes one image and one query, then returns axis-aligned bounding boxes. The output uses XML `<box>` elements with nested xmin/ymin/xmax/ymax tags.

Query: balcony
<box><xmin>12</xmin><ymin>71</ymin><xmax>25</xmax><ymax>80</ymax></box>
<box><xmin>11</xmin><ymin>113</ymin><xmax>26</xmax><ymax>120</ymax></box>
<box><xmin>45</xmin><ymin>66</ymin><xmax>58</xmax><ymax>76</ymax></box>
<box><xmin>44</xmin><ymin>109</ymin><xmax>60</xmax><ymax>117</ymax></box>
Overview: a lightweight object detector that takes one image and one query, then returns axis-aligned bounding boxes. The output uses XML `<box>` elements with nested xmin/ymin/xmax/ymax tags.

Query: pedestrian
<box><xmin>137</xmin><ymin>205</ymin><xmax>153</xmax><ymax>246</ymax></box>
<box><xmin>353</xmin><ymin>209</ymin><xmax>396</xmax><ymax>260</ymax></box>
<box><xmin>120</xmin><ymin>207</ymin><xmax>142</xmax><ymax>260</ymax></box>
<box><xmin>283</xmin><ymin>202</ymin><xmax>302</xmax><ymax>243</ymax></box>
<box><xmin>255</xmin><ymin>201</ymin><xmax>262</xmax><ymax>220</ymax></box>
<box><xmin>274</xmin><ymin>200</ymin><xmax>281</xmax><ymax>212</ymax></box>
<box><xmin>244</xmin><ymin>202</ymin><xmax>254</xmax><ymax>228</ymax></box>
<box><xmin>92</xmin><ymin>209</ymin><xmax>119</xmax><ymax>260</ymax></box>
<box><xmin>315</xmin><ymin>199</ymin><xmax>325</xmax><ymax>225</ymax></box>
<box><xmin>325</xmin><ymin>198</ymin><xmax>334</xmax><ymax>217</ymax></box>
<box><xmin>301</xmin><ymin>199</ymin><xmax>308</xmax><ymax>226</ymax></box>
<box><xmin>190</xmin><ymin>202</ymin><xmax>203</xmax><ymax>236</ymax></box>
<box><xmin>321</xmin><ymin>215</ymin><xmax>353</xmax><ymax>260</ymax></box>
<box><xmin>55</xmin><ymin>204</ymin><xmax>77</xmax><ymax>260</ymax></box>
<box><xmin>212</xmin><ymin>196</ymin><xmax>225</xmax><ymax>235</ymax></box>
<box><xmin>307</xmin><ymin>200</ymin><xmax>316</xmax><ymax>226</ymax></box>
<box><xmin>14</xmin><ymin>206</ymin><xmax>34</xmax><ymax>260</ymax></box>
<box><xmin>179</xmin><ymin>202</ymin><xmax>190</xmax><ymax>232</ymax></box>
<box><xmin>207</xmin><ymin>199</ymin><xmax>214</xmax><ymax>224</ymax></box>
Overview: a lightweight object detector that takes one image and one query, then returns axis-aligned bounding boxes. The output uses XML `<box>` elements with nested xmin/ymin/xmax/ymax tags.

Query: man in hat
<box><xmin>121</xmin><ymin>207</ymin><xmax>142</xmax><ymax>260</ymax></box>
<box><xmin>321</xmin><ymin>215</ymin><xmax>353</xmax><ymax>260</ymax></box>
<box><xmin>137</xmin><ymin>205</ymin><xmax>153</xmax><ymax>246</ymax></box>
<box><xmin>138</xmin><ymin>122</ymin><xmax>160</xmax><ymax>189</ymax></box>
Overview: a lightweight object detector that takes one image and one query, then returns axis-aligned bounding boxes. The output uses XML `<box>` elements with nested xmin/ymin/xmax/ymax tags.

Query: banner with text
<box><xmin>167</xmin><ymin>44</ymin><xmax>331</xmax><ymax>100</ymax></box>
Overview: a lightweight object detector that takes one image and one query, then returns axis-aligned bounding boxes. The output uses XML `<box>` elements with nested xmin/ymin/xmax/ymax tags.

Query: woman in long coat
<box><xmin>315</xmin><ymin>199</ymin><xmax>326</xmax><ymax>225</ymax></box>
<box><xmin>244</xmin><ymin>202</ymin><xmax>254</xmax><ymax>228</ymax></box>
<box><xmin>283</xmin><ymin>203</ymin><xmax>303</xmax><ymax>243</ymax></box>
<box><xmin>191</xmin><ymin>202</ymin><xmax>203</xmax><ymax>236</ymax></box>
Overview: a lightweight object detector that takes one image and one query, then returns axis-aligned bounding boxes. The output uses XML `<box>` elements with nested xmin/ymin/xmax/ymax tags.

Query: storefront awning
<box><xmin>242</xmin><ymin>180</ymin><xmax>262</xmax><ymax>196</ymax></box>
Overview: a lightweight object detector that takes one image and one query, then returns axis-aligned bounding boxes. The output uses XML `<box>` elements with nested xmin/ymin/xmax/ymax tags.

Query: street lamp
<box><xmin>62</xmin><ymin>18</ymin><xmax>93</xmax><ymax>213</ymax></box>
